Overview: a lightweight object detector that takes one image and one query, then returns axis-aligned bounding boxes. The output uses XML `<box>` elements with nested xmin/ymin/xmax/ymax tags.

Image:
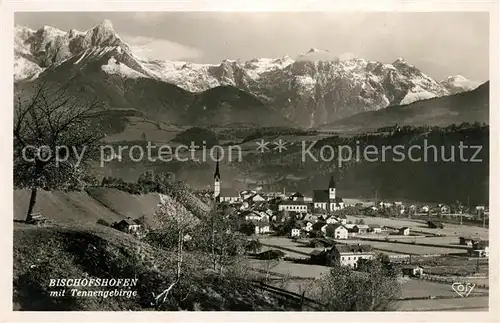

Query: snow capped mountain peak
<box><xmin>440</xmin><ymin>75</ymin><xmax>482</xmax><ymax>94</ymax></box>
<box><xmin>393</xmin><ymin>57</ymin><xmax>407</xmax><ymax>65</ymax></box>
<box><xmin>68</xmin><ymin>28</ymin><xmax>84</xmax><ymax>38</ymax></box>
<box><xmin>272</xmin><ymin>55</ymin><xmax>293</xmax><ymax>65</ymax></box>
<box><xmin>82</xmin><ymin>19</ymin><xmax>122</xmax><ymax>48</ymax></box>
<box><xmin>301</xmin><ymin>47</ymin><xmax>330</xmax><ymax>55</ymax></box>
<box><xmin>13</xmin><ymin>19</ymin><xmax>132</xmax><ymax>82</ymax></box>
<box><xmin>90</xmin><ymin>19</ymin><xmax>117</xmax><ymax>39</ymax></box>
<box><xmin>36</xmin><ymin>25</ymin><xmax>67</xmax><ymax>40</ymax></box>
<box><xmin>221</xmin><ymin>58</ymin><xmax>236</xmax><ymax>64</ymax></box>
<box><xmin>307</xmin><ymin>47</ymin><xmax>324</xmax><ymax>53</ymax></box>
<box><xmin>442</xmin><ymin>75</ymin><xmax>467</xmax><ymax>82</ymax></box>
<box><xmin>297</xmin><ymin>47</ymin><xmax>336</xmax><ymax>62</ymax></box>
<box><xmin>40</xmin><ymin>25</ymin><xmax>63</xmax><ymax>32</ymax></box>
<box><xmin>15</xmin><ymin>24</ymin><xmax>35</xmax><ymax>34</ymax></box>
<box><xmin>98</xmin><ymin>19</ymin><xmax>114</xmax><ymax>30</ymax></box>
<box><xmin>13</xmin><ymin>20</ymin><xmax>481</xmax><ymax>127</ymax></box>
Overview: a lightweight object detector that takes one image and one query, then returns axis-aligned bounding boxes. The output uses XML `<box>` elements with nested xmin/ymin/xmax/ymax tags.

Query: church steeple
<box><xmin>328</xmin><ymin>173</ymin><xmax>336</xmax><ymax>203</ymax></box>
<box><xmin>328</xmin><ymin>174</ymin><xmax>336</xmax><ymax>189</ymax></box>
<box><xmin>214</xmin><ymin>152</ymin><xmax>221</xmax><ymax>202</ymax></box>
<box><xmin>214</xmin><ymin>158</ymin><xmax>221</xmax><ymax>180</ymax></box>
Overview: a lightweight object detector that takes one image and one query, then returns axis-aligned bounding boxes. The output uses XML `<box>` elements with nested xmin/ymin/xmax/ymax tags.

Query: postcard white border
<box><xmin>1</xmin><ymin>1</ymin><xmax>498</xmax><ymax>322</ymax></box>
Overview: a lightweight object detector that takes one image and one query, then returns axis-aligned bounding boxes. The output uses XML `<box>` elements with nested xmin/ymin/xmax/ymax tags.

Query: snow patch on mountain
<box><xmin>297</xmin><ymin>47</ymin><xmax>337</xmax><ymax>62</ymax></box>
<box><xmin>293</xmin><ymin>75</ymin><xmax>316</xmax><ymax>92</ymax></box>
<box><xmin>14</xmin><ymin>20</ymin><xmax>129</xmax><ymax>81</ymax></box>
<box><xmin>14</xmin><ymin>26</ymin><xmax>35</xmax><ymax>56</ymax></box>
<box><xmin>141</xmin><ymin>59</ymin><xmax>220</xmax><ymax>92</ymax></box>
<box><xmin>244</xmin><ymin>57</ymin><xmax>294</xmax><ymax>79</ymax></box>
<box><xmin>14</xmin><ymin>56</ymin><xmax>45</xmax><ymax>81</ymax></box>
<box><xmin>400</xmin><ymin>88</ymin><xmax>437</xmax><ymax>105</ymax></box>
<box><xmin>101</xmin><ymin>56</ymin><xmax>146</xmax><ymax>79</ymax></box>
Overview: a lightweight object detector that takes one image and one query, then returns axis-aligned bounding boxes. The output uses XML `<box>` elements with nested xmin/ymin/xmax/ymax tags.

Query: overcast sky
<box><xmin>15</xmin><ymin>12</ymin><xmax>489</xmax><ymax>81</ymax></box>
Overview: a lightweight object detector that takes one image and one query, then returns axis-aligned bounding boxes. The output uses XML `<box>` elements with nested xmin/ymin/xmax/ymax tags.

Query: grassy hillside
<box><xmin>13</xmin><ymin>223</ymin><xmax>304</xmax><ymax>311</ymax></box>
<box><xmin>179</xmin><ymin>85</ymin><xmax>292</xmax><ymax>127</ymax></box>
<box><xmin>13</xmin><ymin>223</ymin><xmax>159</xmax><ymax>310</ymax></box>
<box><xmin>14</xmin><ymin>189</ymin><xmax>123</xmax><ymax>224</ymax></box>
<box><xmin>85</xmin><ymin>187</ymin><xmax>162</xmax><ymax>220</ymax></box>
<box><xmin>14</xmin><ymin>186</ymin><xmax>207</xmax><ymax>226</ymax></box>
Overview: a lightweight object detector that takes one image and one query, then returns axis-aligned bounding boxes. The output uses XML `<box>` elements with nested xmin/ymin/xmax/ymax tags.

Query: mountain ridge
<box><xmin>14</xmin><ymin>20</ymin><xmax>485</xmax><ymax>128</ymax></box>
<box><xmin>319</xmin><ymin>81</ymin><xmax>489</xmax><ymax>132</ymax></box>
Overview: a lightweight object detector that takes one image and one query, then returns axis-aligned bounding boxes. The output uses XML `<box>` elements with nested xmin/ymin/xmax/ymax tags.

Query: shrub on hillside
<box><xmin>96</xmin><ymin>219</ymin><xmax>110</xmax><ymax>227</ymax></box>
<box><xmin>101</xmin><ymin>176</ymin><xmax>125</xmax><ymax>186</ymax></box>
<box><xmin>313</xmin><ymin>255</ymin><xmax>401</xmax><ymax>311</ymax></box>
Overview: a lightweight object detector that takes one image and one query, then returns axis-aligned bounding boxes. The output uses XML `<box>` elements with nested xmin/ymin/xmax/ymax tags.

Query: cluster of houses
<box><xmin>309</xmin><ymin>243</ymin><xmax>376</xmax><ymax>268</ymax></box>
<box><xmin>288</xmin><ymin>220</ymin><xmax>386</xmax><ymax>239</ymax></box>
<box><xmin>212</xmin><ymin>162</ymin><xmax>354</xmax><ymax>236</ymax></box>
<box><xmin>367</xmin><ymin>201</ymin><xmax>489</xmax><ymax>218</ymax></box>
<box><xmin>214</xmin><ymin>163</ymin><xmax>345</xmax><ymax>213</ymax></box>
<box><xmin>213</xmin><ymin>188</ymin><xmax>391</xmax><ymax>239</ymax></box>
<box><xmin>209</xmin><ymin>162</ymin><xmax>433</xmax><ymax>239</ymax></box>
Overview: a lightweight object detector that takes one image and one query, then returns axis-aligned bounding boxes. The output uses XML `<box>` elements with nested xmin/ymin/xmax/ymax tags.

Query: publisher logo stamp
<box><xmin>452</xmin><ymin>282</ymin><xmax>476</xmax><ymax>297</ymax></box>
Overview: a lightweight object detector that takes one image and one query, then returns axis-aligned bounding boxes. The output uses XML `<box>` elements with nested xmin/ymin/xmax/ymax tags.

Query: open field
<box><xmin>363</xmin><ymin>235</ymin><xmax>472</xmax><ymax>246</ymax></box>
<box><xmin>259</xmin><ymin>236</ymin><xmax>321</xmax><ymax>259</ymax></box>
<box><xmin>341</xmin><ymin>238</ymin><xmax>467</xmax><ymax>255</ymax></box>
<box><xmin>260</xmin><ymin>234</ymin><xmax>470</xmax><ymax>257</ymax></box>
<box><xmin>247</xmin><ymin>258</ymin><xmax>330</xmax><ymax>279</ymax></box>
<box><xmin>354</xmin><ymin>235</ymin><xmax>471</xmax><ymax>251</ymax></box>
<box><xmin>346</xmin><ymin>215</ymin><xmax>489</xmax><ymax>240</ymax></box>
<box><xmin>264</xmin><ymin>273</ymin><xmax>489</xmax><ymax>311</ymax></box>
<box><xmin>396</xmin><ymin>296</ymin><xmax>488</xmax><ymax>311</ymax></box>
<box><xmin>259</xmin><ymin>233</ymin><xmax>473</xmax><ymax>257</ymax></box>
<box><xmin>267</xmin><ymin>276</ymin><xmax>490</xmax><ymax>298</ymax></box>
<box><xmin>255</xmin><ymin>235</ymin><xmax>489</xmax><ymax>286</ymax></box>
<box><xmin>400</xmin><ymin>278</ymin><xmax>488</xmax><ymax>298</ymax></box>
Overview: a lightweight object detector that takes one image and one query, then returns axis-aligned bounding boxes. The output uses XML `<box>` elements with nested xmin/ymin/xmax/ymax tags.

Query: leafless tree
<box><xmin>13</xmin><ymin>82</ymin><xmax>104</xmax><ymax>222</ymax></box>
<box><xmin>151</xmin><ymin>198</ymin><xmax>196</xmax><ymax>304</ymax></box>
<box><xmin>192</xmin><ymin>203</ymin><xmax>245</xmax><ymax>278</ymax></box>
<box><xmin>263</xmin><ymin>258</ymin><xmax>280</xmax><ymax>282</ymax></box>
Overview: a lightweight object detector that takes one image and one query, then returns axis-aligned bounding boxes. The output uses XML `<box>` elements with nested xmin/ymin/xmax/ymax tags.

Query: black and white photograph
<box><xmin>4</xmin><ymin>3</ymin><xmax>497</xmax><ymax>317</ymax></box>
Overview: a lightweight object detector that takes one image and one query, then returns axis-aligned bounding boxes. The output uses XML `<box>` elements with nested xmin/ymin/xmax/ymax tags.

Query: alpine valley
<box><xmin>13</xmin><ymin>20</ymin><xmax>489</xmax><ymax>205</ymax></box>
<box><xmin>12</xmin><ymin>14</ymin><xmax>492</xmax><ymax>313</ymax></box>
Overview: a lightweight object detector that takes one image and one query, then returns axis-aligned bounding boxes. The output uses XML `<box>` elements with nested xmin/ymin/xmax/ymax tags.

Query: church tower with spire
<box><xmin>328</xmin><ymin>174</ymin><xmax>337</xmax><ymax>212</ymax></box>
<box><xmin>328</xmin><ymin>174</ymin><xmax>336</xmax><ymax>201</ymax></box>
<box><xmin>213</xmin><ymin>154</ymin><xmax>221</xmax><ymax>203</ymax></box>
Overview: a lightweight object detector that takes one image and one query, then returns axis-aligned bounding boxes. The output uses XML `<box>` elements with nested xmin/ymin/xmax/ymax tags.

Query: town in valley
<box><xmin>12</xmin><ymin>12</ymin><xmax>490</xmax><ymax>312</ymax></box>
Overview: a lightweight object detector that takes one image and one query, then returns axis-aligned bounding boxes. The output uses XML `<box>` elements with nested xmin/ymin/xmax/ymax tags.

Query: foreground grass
<box><xmin>13</xmin><ymin>222</ymin><xmax>304</xmax><ymax>311</ymax></box>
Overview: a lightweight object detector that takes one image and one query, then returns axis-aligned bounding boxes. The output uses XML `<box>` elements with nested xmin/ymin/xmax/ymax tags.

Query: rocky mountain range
<box><xmin>320</xmin><ymin>81</ymin><xmax>489</xmax><ymax>132</ymax></box>
<box><xmin>14</xmin><ymin>20</ymin><xmax>485</xmax><ymax>128</ymax></box>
